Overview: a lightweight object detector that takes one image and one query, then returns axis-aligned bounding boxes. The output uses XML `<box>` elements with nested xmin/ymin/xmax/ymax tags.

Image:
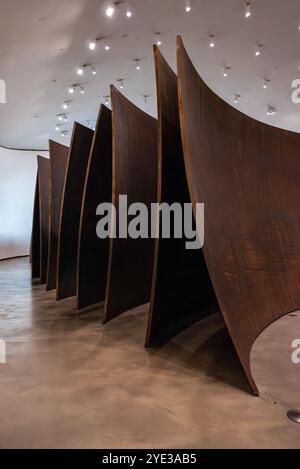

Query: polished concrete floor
<box><xmin>0</xmin><ymin>258</ymin><xmax>299</xmax><ymax>449</ymax></box>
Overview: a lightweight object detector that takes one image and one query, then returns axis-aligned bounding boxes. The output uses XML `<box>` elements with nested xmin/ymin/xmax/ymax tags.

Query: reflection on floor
<box><xmin>0</xmin><ymin>258</ymin><xmax>299</xmax><ymax>449</ymax></box>
<box><xmin>251</xmin><ymin>310</ymin><xmax>300</xmax><ymax>411</ymax></box>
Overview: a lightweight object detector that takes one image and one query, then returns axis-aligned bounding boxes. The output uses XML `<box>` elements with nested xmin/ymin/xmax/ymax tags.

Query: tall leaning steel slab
<box><xmin>56</xmin><ymin>122</ymin><xmax>94</xmax><ymax>300</ymax></box>
<box><xmin>104</xmin><ymin>86</ymin><xmax>157</xmax><ymax>323</ymax></box>
<box><xmin>76</xmin><ymin>105</ymin><xmax>112</xmax><ymax>310</ymax></box>
<box><xmin>145</xmin><ymin>46</ymin><xmax>218</xmax><ymax>347</ymax></box>
<box><xmin>37</xmin><ymin>155</ymin><xmax>50</xmax><ymax>285</ymax></box>
<box><xmin>177</xmin><ymin>36</ymin><xmax>300</xmax><ymax>394</ymax></box>
<box><xmin>46</xmin><ymin>140</ymin><xmax>69</xmax><ymax>291</ymax></box>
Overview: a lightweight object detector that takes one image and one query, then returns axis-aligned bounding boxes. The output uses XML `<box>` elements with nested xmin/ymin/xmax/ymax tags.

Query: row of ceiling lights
<box><xmin>57</xmin><ymin>0</ymin><xmax>287</xmax><ymax>137</ymax></box>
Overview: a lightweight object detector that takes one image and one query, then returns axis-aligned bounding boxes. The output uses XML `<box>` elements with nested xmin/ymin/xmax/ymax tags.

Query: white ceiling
<box><xmin>0</xmin><ymin>0</ymin><xmax>300</xmax><ymax>150</ymax></box>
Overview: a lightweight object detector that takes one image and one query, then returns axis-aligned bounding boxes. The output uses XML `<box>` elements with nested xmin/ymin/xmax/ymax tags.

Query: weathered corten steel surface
<box><xmin>104</xmin><ymin>87</ymin><xmax>157</xmax><ymax>323</ymax></box>
<box><xmin>46</xmin><ymin>140</ymin><xmax>69</xmax><ymax>291</ymax></box>
<box><xmin>57</xmin><ymin>123</ymin><xmax>94</xmax><ymax>300</ymax></box>
<box><xmin>77</xmin><ymin>105</ymin><xmax>112</xmax><ymax>310</ymax></box>
<box><xmin>177</xmin><ymin>36</ymin><xmax>300</xmax><ymax>394</ymax></box>
<box><xmin>146</xmin><ymin>47</ymin><xmax>218</xmax><ymax>347</ymax></box>
<box><xmin>37</xmin><ymin>156</ymin><xmax>50</xmax><ymax>285</ymax></box>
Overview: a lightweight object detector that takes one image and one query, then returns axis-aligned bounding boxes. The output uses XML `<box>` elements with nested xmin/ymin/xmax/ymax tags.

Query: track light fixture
<box><xmin>89</xmin><ymin>40</ymin><xmax>96</xmax><ymax>51</ymax></box>
<box><xmin>91</xmin><ymin>65</ymin><xmax>97</xmax><ymax>75</ymax></box>
<box><xmin>267</xmin><ymin>106</ymin><xmax>277</xmax><ymax>116</ymax></box>
<box><xmin>143</xmin><ymin>95</ymin><xmax>149</xmax><ymax>105</ymax></box>
<box><xmin>255</xmin><ymin>44</ymin><xmax>263</xmax><ymax>56</ymax></box>
<box><xmin>234</xmin><ymin>94</ymin><xmax>241</xmax><ymax>104</ymax></box>
<box><xmin>80</xmin><ymin>85</ymin><xmax>85</xmax><ymax>94</ymax></box>
<box><xmin>245</xmin><ymin>2</ymin><xmax>251</xmax><ymax>18</ymax></box>
<box><xmin>126</xmin><ymin>3</ymin><xmax>132</xmax><ymax>17</ymax></box>
<box><xmin>117</xmin><ymin>78</ymin><xmax>124</xmax><ymax>89</ymax></box>
<box><xmin>134</xmin><ymin>59</ymin><xmax>141</xmax><ymax>70</ymax></box>
<box><xmin>209</xmin><ymin>35</ymin><xmax>215</xmax><ymax>48</ymax></box>
<box><xmin>62</xmin><ymin>101</ymin><xmax>70</xmax><ymax>110</ymax></box>
<box><xmin>223</xmin><ymin>66</ymin><xmax>231</xmax><ymax>77</ymax></box>
<box><xmin>185</xmin><ymin>0</ymin><xmax>191</xmax><ymax>13</ymax></box>
<box><xmin>77</xmin><ymin>66</ymin><xmax>84</xmax><ymax>76</ymax></box>
<box><xmin>57</xmin><ymin>113</ymin><xmax>68</xmax><ymax>122</ymax></box>
<box><xmin>68</xmin><ymin>85</ymin><xmax>75</xmax><ymax>94</ymax></box>
<box><xmin>104</xmin><ymin>95</ymin><xmax>110</xmax><ymax>106</ymax></box>
<box><xmin>263</xmin><ymin>78</ymin><xmax>271</xmax><ymax>89</ymax></box>
<box><xmin>155</xmin><ymin>33</ymin><xmax>162</xmax><ymax>46</ymax></box>
<box><xmin>106</xmin><ymin>3</ymin><xmax>116</xmax><ymax>17</ymax></box>
<box><xmin>88</xmin><ymin>37</ymin><xmax>110</xmax><ymax>52</ymax></box>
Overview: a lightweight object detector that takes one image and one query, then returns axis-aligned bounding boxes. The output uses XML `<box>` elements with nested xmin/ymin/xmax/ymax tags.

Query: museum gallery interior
<box><xmin>0</xmin><ymin>0</ymin><xmax>300</xmax><ymax>450</ymax></box>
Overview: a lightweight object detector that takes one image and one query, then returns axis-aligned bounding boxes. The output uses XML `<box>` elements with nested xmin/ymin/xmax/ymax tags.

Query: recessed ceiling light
<box><xmin>106</xmin><ymin>4</ymin><xmax>115</xmax><ymax>17</ymax></box>
<box><xmin>245</xmin><ymin>2</ymin><xmax>251</xmax><ymax>18</ymax></box>
<box><xmin>89</xmin><ymin>41</ymin><xmax>96</xmax><ymax>51</ymax></box>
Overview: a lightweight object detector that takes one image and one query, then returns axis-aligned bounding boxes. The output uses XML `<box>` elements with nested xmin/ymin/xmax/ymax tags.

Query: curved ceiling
<box><xmin>0</xmin><ymin>0</ymin><xmax>299</xmax><ymax>149</ymax></box>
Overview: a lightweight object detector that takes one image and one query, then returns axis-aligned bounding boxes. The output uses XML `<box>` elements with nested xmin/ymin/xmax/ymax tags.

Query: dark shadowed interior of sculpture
<box><xmin>146</xmin><ymin>46</ymin><xmax>219</xmax><ymax>347</ymax></box>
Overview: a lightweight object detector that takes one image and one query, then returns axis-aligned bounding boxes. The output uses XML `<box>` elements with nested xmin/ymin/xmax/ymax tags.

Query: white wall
<box><xmin>0</xmin><ymin>147</ymin><xmax>48</xmax><ymax>260</ymax></box>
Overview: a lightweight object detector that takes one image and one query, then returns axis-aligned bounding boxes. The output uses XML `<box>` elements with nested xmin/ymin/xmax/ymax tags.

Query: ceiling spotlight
<box><xmin>126</xmin><ymin>4</ymin><xmax>132</xmax><ymax>17</ymax></box>
<box><xmin>77</xmin><ymin>66</ymin><xmax>84</xmax><ymax>76</ymax></box>
<box><xmin>234</xmin><ymin>94</ymin><xmax>241</xmax><ymax>104</ymax></box>
<box><xmin>117</xmin><ymin>78</ymin><xmax>124</xmax><ymax>89</ymax></box>
<box><xmin>105</xmin><ymin>44</ymin><xmax>110</xmax><ymax>51</ymax></box>
<box><xmin>104</xmin><ymin>95</ymin><xmax>110</xmax><ymax>106</ymax></box>
<box><xmin>68</xmin><ymin>85</ymin><xmax>75</xmax><ymax>94</ymax></box>
<box><xmin>135</xmin><ymin>59</ymin><xmax>141</xmax><ymax>70</ymax></box>
<box><xmin>89</xmin><ymin>40</ymin><xmax>96</xmax><ymax>51</ymax></box>
<box><xmin>209</xmin><ymin>35</ymin><xmax>215</xmax><ymax>48</ymax></box>
<box><xmin>57</xmin><ymin>114</ymin><xmax>63</xmax><ymax>121</ymax></box>
<box><xmin>263</xmin><ymin>78</ymin><xmax>270</xmax><ymax>89</ymax></box>
<box><xmin>255</xmin><ymin>44</ymin><xmax>263</xmax><ymax>56</ymax></box>
<box><xmin>80</xmin><ymin>85</ymin><xmax>85</xmax><ymax>94</ymax></box>
<box><xmin>155</xmin><ymin>33</ymin><xmax>162</xmax><ymax>46</ymax></box>
<box><xmin>61</xmin><ymin>131</ymin><xmax>69</xmax><ymax>138</ymax></box>
<box><xmin>63</xmin><ymin>115</ymin><xmax>68</xmax><ymax>122</ymax></box>
<box><xmin>106</xmin><ymin>4</ymin><xmax>115</xmax><ymax>17</ymax></box>
<box><xmin>91</xmin><ymin>65</ymin><xmax>97</xmax><ymax>75</ymax></box>
<box><xmin>267</xmin><ymin>106</ymin><xmax>277</xmax><ymax>116</ymax></box>
<box><xmin>223</xmin><ymin>66</ymin><xmax>230</xmax><ymax>77</ymax></box>
<box><xmin>55</xmin><ymin>125</ymin><xmax>60</xmax><ymax>131</ymax></box>
<box><xmin>143</xmin><ymin>94</ymin><xmax>149</xmax><ymax>105</ymax></box>
<box><xmin>62</xmin><ymin>102</ymin><xmax>69</xmax><ymax>110</ymax></box>
<box><xmin>245</xmin><ymin>2</ymin><xmax>251</xmax><ymax>18</ymax></box>
<box><xmin>185</xmin><ymin>0</ymin><xmax>191</xmax><ymax>13</ymax></box>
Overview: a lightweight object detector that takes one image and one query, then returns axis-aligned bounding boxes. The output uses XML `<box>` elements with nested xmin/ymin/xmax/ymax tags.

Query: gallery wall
<box><xmin>0</xmin><ymin>146</ymin><xmax>48</xmax><ymax>260</ymax></box>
